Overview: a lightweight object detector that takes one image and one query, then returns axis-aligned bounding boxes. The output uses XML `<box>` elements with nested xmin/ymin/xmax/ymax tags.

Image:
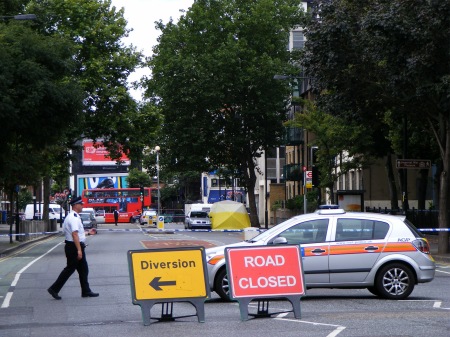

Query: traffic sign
<box><xmin>225</xmin><ymin>245</ymin><xmax>305</xmax><ymax>298</ymax></box>
<box><xmin>396</xmin><ymin>159</ymin><xmax>431</xmax><ymax>169</ymax></box>
<box><xmin>157</xmin><ymin>215</ymin><xmax>164</xmax><ymax>229</ymax></box>
<box><xmin>305</xmin><ymin>170</ymin><xmax>313</xmax><ymax>189</ymax></box>
<box><xmin>128</xmin><ymin>247</ymin><xmax>208</xmax><ymax>300</ymax></box>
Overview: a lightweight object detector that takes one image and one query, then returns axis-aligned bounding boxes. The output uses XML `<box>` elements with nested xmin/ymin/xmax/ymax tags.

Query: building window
<box><xmin>293</xmin><ymin>31</ymin><xmax>305</xmax><ymax>49</ymax></box>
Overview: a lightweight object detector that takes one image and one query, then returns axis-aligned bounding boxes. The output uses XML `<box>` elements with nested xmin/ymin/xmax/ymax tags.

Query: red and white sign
<box><xmin>225</xmin><ymin>245</ymin><xmax>305</xmax><ymax>298</ymax></box>
<box><xmin>82</xmin><ymin>140</ymin><xmax>130</xmax><ymax>166</ymax></box>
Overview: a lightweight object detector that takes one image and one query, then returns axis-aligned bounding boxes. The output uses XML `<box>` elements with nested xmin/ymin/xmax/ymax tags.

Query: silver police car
<box><xmin>205</xmin><ymin>209</ymin><xmax>435</xmax><ymax>300</ymax></box>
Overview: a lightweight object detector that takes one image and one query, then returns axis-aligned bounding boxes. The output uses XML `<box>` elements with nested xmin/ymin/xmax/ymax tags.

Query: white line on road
<box><xmin>1</xmin><ymin>241</ymin><xmax>63</xmax><ymax>308</ymax></box>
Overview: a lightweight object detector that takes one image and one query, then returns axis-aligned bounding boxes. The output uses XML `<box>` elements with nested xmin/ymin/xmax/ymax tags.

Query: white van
<box><xmin>184</xmin><ymin>203</ymin><xmax>212</xmax><ymax>215</ymax></box>
<box><xmin>25</xmin><ymin>203</ymin><xmax>62</xmax><ymax>222</ymax></box>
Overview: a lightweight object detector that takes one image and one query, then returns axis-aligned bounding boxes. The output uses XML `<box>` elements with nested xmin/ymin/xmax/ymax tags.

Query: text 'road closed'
<box><xmin>225</xmin><ymin>245</ymin><xmax>305</xmax><ymax>298</ymax></box>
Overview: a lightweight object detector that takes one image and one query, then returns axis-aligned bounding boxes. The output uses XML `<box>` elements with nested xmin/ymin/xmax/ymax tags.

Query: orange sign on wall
<box><xmin>225</xmin><ymin>245</ymin><xmax>305</xmax><ymax>299</ymax></box>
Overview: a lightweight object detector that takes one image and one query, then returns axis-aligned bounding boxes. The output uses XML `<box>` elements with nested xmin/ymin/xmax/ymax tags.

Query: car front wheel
<box><xmin>375</xmin><ymin>263</ymin><xmax>415</xmax><ymax>300</ymax></box>
<box><xmin>214</xmin><ymin>268</ymin><xmax>231</xmax><ymax>301</ymax></box>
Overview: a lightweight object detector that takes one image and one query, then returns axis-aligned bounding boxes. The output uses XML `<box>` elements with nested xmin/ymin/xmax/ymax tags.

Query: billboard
<box><xmin>77</xmin><ymin>175</ymin><xmax>128</xmax><ymax>194</ymax></box>
<box><xmin>82</xmin><ymin>140</ymin><xmax>130</xmax><ymax>166</ymax></box>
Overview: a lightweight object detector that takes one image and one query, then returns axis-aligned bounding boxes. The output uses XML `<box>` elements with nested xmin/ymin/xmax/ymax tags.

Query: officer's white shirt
<box><xmin>63</xmin><ymin>211</ymin><xmax>86</xmax><ymax>243</ymax></box>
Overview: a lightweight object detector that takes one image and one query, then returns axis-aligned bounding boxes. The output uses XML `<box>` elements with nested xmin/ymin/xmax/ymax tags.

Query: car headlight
<box><xmin>207</xmin><ymin>254</ymin><xmax>224</xmax><ymax>265</ymax></box>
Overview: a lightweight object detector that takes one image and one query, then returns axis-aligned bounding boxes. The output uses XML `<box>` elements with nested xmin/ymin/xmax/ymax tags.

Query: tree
<box><xmin>126</xmin><ymin>168</ymin><xmax>151</xmax><ymax>188</ymax></box>
<box><xmin>286</xmin><ymin>99</ymin><xmax>373</xmax><ymax>202</ymax></box>
<box><xmin>0</xmin><ymin>7</ymin><xmax>84</xmax><ymax>222</ymax></box>
<box><xmin>27</xmin><ymin>0</ymin><xmax>149</xmax><ymax>161</ymax></box>
<box><xmin>146</xmin><ymin>0</ymin><xmax>305</xmax><ymax>226</ymax></box>
<box><xmin>302</xmin><ymin>0</ymin><xmax>450</xmax><ymax>252</ymax></box>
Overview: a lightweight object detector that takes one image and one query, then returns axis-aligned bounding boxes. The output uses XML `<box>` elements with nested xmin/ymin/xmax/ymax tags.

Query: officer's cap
<box><xmin>70</xmin><ymin>196</ymin><xmax>84</xmax><ymax>206</ymax></box>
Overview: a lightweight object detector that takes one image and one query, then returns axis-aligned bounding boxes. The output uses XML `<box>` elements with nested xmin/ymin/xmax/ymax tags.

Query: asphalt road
<box><xmin>0</xmin><ymin>223</ymin><xmax>449</xmax><ymax>337</ymax></box>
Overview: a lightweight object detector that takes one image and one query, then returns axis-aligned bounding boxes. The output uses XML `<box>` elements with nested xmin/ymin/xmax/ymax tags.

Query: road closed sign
<box><xmin>225</xmin><ymin>245</ymin><xmax>305</xmax><ymax>299</ymax></box>
<box><xmin>128</xmin><ymin>247</ymin><xmax>209</xmax><ymax>301</ymax></box>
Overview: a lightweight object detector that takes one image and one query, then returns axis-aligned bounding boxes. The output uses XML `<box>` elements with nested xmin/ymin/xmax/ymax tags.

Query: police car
<box><xmin>205</xmin><ymin>209</ymin><xmax>435</xmax><ymax>300</ymax></box>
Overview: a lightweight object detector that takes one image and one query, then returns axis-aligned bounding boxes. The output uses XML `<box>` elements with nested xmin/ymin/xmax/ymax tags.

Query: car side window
<box><xmin>335</xmin><ymin>218</ymin><xmax>390</xmax><ymax>241</ymax></box>
<box><xmin>277</xmin><ymin>219</ymin><xmax>329</xmax><ymax>245</ymax></box>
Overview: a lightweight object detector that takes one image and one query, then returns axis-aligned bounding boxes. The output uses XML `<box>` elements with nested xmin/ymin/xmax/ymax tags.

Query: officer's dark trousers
<box><xmin>49</xmin><ymin>241</ymin><xmax>91</xmax><ymax>294</ymax></box>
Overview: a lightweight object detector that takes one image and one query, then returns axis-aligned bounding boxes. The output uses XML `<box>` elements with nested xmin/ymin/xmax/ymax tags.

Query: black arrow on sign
<box><xmin>150</xmin><ymin>277</ymin><xmax>176</xmax><ymax>291</ymax></box>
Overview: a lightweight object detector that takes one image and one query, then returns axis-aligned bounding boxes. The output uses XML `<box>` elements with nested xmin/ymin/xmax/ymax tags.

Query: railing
<box><xmin>365</xmin><ymin>207</ymin><xmax>441</xmax><ymax>229</ymax></box>
<box><xmin>160</xmin><ymin>209</ymin><xmax>185</xmax><ymax>223</ymax></box>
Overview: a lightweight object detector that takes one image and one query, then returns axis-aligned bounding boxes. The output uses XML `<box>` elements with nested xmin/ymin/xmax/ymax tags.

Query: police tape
<box><xmin>0</xmin><ymin>231</ymin><xmax>60</xmax><ymax>237</ymax></box>
<box><xmin>97</xmin><ymin>228</ymin><xmax>260</xmax><ymax>233</ymax></box>
<box><xmin>418</xmin><ymin>228</ymin><xmax>450</xmax><ymax>232</ymax></box>
<box><xmin>1</xmin><ymin>227</ymin><xmax>450</xmax><ymax>237</ymax></box>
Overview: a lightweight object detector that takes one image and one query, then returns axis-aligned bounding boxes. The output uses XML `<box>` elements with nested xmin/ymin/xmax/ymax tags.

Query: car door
<box><xmin>269</xmin><ymin>219</ymin><xmax>330</xmax><ymax>284</ymax></box>
<box><xmin>329</xmin><ymin>217</ymin><xmax>390</xmax><ymax>283</ymax></box>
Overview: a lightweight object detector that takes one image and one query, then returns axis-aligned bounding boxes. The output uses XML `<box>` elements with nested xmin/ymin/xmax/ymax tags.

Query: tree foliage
<box><xmin>126</xmin><ymin>168</ymin><xmax>151</xmax><ymax>188</ymax></box>
<box><xmin>286</xmin><ymin>99</ymin><xmax>373</xmax><ymax>201</ymax></box>
<box><xmin>146</xmin><ymin>0</ymin><xmax>305</xmax><ymax>226</ymax></box>
<box><xmin>302</xmin><ymin>0</ymin><xmax>450</xmax><ymax>252</ymax></box>
<box><xmin>27</xmin><ymin>0</ymin><xmax>154</xmax><ymax>162</ymax></box>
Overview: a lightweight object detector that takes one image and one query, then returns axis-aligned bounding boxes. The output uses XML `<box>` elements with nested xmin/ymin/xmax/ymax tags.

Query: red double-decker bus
<box><xmin>81</xmin><ymin>188</ymin><xmax>156</xmax><ymax>223</ymax></box>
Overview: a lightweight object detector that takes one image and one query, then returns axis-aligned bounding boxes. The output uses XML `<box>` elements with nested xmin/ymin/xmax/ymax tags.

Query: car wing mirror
<box><xmin>272</xmin><ymin>237</ymin><xmax>288</xmax><ymax>245</ymax></box>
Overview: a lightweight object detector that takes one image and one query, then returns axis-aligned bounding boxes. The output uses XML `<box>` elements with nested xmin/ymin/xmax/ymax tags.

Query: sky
<box><xmin>110</xmin><ymin>0</ymin><xmax>194</xmax><ymax>100</ymax></box>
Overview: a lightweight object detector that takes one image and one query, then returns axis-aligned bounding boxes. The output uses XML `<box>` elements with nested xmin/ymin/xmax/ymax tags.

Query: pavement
<box><xmin>1</xmin><ymin>222</ymin><xmax>450</xmax><ymax>264</ymax></box>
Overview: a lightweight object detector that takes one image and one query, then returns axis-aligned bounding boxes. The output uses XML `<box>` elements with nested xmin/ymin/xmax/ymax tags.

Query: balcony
<box><xmin>284</xmin><ymin>127</ymin><xmax>304</xmax><ymax>146</ymax></box>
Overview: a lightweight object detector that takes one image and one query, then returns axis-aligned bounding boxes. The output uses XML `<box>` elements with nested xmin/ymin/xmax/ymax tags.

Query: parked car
<box><xmin>185</xmin><ymin>211</ymin><xmax>211</xmax><ymax>229</ymax></box>
<box><xmin>83</xmin><ymin>208</ymin><xmax>105</xmax><ymax>224</ymax></box>
<box><xmin>140</xmin><ymin>210</ymin><xmax>157</xmax><ymax>226</ymax></box>
<box><xmin>205</xmin><ymin>209</ymin><xmax>435</xmax><ymax>301</ymax></box>
<box><xmin>79</xmin><ymin>212</ymin><xmax>97</xmax><ymax>229</ymax></box>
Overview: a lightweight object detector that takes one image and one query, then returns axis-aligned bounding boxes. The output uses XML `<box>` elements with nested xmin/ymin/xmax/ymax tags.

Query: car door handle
<box><xmin>364</xmin><ymin>246</ymin><xmax>379</xmax><ymax>251</ymax></box>
<box><xmin>310</xmin><ymin>248</ymin><xmax>326</xmax><ymax>254</ymax></box>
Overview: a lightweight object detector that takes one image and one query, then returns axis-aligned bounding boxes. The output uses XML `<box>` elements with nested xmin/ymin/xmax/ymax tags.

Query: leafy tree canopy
<box><xmin>146</xmin><ymin>0</ymin><xmax>305</xmax><ymax>226</ymax></box>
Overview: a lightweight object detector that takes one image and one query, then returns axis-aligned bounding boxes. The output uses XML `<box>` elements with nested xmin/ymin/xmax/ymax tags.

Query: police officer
<box><xmin>47</xmin><ymin>196</ymin><xmax>99</xmax><ymax>300</ymax></box>
<box><xmin>113</xmin><ymin>209</ymin><xmax>119</xmax><ymax>226</ymax></box>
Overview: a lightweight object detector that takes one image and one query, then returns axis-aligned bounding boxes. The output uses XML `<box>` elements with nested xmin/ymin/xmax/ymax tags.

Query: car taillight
<box><xmin>412</xmin><ymin>239</ymin><xmax>431</xmax><ymax>254</ymax></box>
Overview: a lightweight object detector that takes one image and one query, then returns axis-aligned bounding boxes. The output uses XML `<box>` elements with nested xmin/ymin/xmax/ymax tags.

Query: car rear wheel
<box><xmin>214</xmin><ymin>268</ymin><xmax>231</xmax><ymax>301</ymax></box>
<box><xmin>375</xmin><ymin>263</ymin><xmax>415</xmax><ymax>300</ymax></box>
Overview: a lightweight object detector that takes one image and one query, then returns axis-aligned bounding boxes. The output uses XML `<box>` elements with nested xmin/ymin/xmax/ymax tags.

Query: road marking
<box><xmin>274</xmin><ymin>316</ymin><xmax>346</xmax><ymax>336</ymax></box>
<box><xmin>1</xmin><ymin>241</ymin><xmax>63</xmax><ymax>308</ymax></box>
<box><xmin>436</xmin><ymin>269</ymin><xmax>450</xmax><ymax>275</ymax></box>
<box><xmin>245</xmin><ymin>302</ymin><xmax>346</xmax><ymax>336</ymax></box>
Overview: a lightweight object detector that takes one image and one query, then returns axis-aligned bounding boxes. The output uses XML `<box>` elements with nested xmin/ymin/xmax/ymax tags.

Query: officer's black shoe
<box><xmin>82</xmin><ymin>291</ymin><xmax>99</xmax><ymax>298</ymax></box>
<box><xmin>47</xmin><ymin>288</ymin><xmax>61</xmax><ymax>300</ymax></box>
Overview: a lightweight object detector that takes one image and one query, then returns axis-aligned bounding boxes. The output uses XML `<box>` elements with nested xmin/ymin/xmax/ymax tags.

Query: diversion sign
<box><xmin>128</xmin><ymin>247</ymin><xmax>208</xmax><ymax>301</ymax></box>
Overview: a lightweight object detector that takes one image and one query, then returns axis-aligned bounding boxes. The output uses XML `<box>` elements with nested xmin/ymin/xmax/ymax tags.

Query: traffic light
<box><xmin>140</xmin><ymin>185</ymin><xmax>144</xmax><ymax>196</ymax></box>
<box><xmin>67</xmin><ymin>189</ymin><xmax>72</xmax><ymax>202</ymax></box>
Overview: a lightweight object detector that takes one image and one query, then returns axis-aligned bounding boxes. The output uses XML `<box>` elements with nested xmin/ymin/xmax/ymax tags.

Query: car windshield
<box><xmin>191</xmin><ymin>211</ymin><xmax>208</xmax><ymax>218</ymax></box>
<box><xmin>245</xmin><ymin>217</ymin><xmax>300</xmax><ymax>242</ymax></box>
<box><xmin>79</xmin><ymin>213</ymin><xmax>91</xmax><ymax>221</ymax></box>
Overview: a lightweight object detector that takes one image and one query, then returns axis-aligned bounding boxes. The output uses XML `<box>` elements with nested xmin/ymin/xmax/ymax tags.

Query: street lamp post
<box><xmin>155</xmin><ymin>146</ymin><xmax>160</xmax><ymax>216</ymax></box>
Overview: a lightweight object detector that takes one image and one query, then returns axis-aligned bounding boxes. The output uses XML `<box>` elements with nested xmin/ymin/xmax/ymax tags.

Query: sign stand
<box><xmin>138</xmin><ymin>298</ymin><xmax>206</xmax><ymax>325</ymax></box>
<box><xmin>236</xmin><ymin>296</ymin><xmax>301</xmax><ymax>321</ymax></box>
<box><xmin>128</xmin><ymin>247</ymin><xmax>210</xmax><ymax>325</ymax></box>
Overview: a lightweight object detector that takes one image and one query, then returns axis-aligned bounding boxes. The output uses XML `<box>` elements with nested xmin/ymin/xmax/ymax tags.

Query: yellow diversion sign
<box><xmin>128</xmin><ymin>247</ymin><xmax>208</xmax><ymax>301</ymax></box>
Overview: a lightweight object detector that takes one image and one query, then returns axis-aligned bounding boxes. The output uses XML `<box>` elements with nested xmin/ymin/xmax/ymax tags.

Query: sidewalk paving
<box><xmin>1</xmin><ymin>223</ymin><xmax>450</xmax><ymax>264</ymax></box>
